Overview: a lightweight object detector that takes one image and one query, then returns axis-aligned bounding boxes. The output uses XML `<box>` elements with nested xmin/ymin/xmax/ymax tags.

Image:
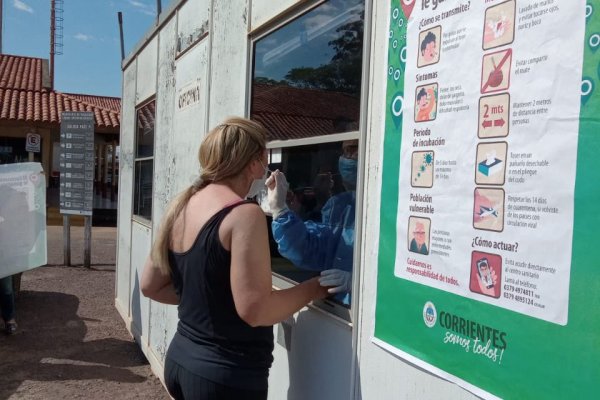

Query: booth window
<box><xmin>133</xmin><ymin>100</ymin><xmax>156</xmax><ymax>221</ymax></box>
<box><xmin>250</xmin><ymin>0</ymin><xmax>364</xmax><ymax>311</ymax></box>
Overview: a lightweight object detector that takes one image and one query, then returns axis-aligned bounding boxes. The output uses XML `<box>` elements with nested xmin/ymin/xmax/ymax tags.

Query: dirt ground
<box><xmin>0</xmin><ymin>227</ymin><xmax>170</xmax><ymax>400</ymax></box>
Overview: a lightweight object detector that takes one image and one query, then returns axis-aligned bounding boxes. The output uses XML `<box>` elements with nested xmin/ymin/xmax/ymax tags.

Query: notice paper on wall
<box><xmin>394</xmin><ymin>0</ymin><xmax>583</xmax><ymax>325</ymax></box>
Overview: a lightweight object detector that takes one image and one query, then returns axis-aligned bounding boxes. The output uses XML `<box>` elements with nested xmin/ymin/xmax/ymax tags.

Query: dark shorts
<box><xmin>164</xmin><ymin>357</ymin><xmax>268</xmax><ymax>400</ymax></box>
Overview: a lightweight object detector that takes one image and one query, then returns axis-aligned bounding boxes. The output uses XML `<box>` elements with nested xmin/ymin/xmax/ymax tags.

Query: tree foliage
<box><xmin>256</xmin><ymin>10</ymin><xmax>364</xmax><ymax>95</ymax></box>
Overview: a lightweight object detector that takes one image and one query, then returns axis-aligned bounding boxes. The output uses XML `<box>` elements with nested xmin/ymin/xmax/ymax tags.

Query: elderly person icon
<box><xmin>409</xmin><ymin>221</ymin><xmax>429</xmax><ymax>255</ymax></box>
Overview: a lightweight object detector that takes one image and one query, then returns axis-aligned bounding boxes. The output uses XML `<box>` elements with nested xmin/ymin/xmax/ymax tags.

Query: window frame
<box><xmin>247</xmin><ymin>0</ymin><xmax>368</xmax><ymax>322</ymax></box>
<box><xmin>132</xmin><ymin>97</ymin><xmax>156</xmax><ymax>225</ymax></box>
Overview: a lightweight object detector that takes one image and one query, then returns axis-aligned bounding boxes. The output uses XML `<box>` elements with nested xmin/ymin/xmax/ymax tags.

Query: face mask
<box><xmin>247</xmin><ymin>161</ymin><xmax>269</xmax><ymax>198</ymax></box>
<box><xmin>338</xmin><ymin>156</ymin><xmax>358</xmax><ymax>186</ymax></box>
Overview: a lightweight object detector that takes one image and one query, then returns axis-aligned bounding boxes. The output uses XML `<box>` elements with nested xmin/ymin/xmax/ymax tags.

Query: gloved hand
<box><xmin>319</xmin><ymin>269</ymin><xmax>352</xmax><ymax>294</ymax></box>
<box><xmin>266</xmin><ymin>170</ymin><xmax>289</xmax><ymax>219</ymax></box>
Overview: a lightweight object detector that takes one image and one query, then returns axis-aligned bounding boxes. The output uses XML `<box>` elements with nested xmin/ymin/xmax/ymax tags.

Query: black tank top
<box><xmin>166</xmin><ymin>200</ymin><xmax>274</xmax><ymax>391</ymax></box>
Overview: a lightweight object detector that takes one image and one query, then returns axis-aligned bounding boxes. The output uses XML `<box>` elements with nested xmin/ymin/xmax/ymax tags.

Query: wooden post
<box><xmin>63</xmin><ymin>215</ymin><xmax>71</xmax><ymax>266</ymax></box>
<box><xmin>84</xmin><ymin>216</ymin><xmax>92</xmax><ymax>268</ymax></box>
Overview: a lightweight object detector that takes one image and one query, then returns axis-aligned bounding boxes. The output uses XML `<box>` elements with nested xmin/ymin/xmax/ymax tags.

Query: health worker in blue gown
<box><xmin>266</xmin><ymin>140</ymin><xmax>359</xmax><ymax>305</ymax></box>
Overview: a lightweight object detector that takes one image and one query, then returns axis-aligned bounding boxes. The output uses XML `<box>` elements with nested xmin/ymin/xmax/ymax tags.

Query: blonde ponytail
<box><xmin>150</xmin><ymin>178</ymin><xmax>206</xmax><ymax>275</ymax></box>
<box><xmin>149</xmin><ymin>116</ymin><xmax>268</xmax><ymax>276</ymax></box>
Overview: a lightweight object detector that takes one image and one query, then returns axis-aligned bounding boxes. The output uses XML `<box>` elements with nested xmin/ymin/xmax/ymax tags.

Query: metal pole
<box><xmin>117</xmin><ymin>12</ymin><xmax>125</xmax><ymax>61</ymax></box>
<box><xmin>50</xmin><ymin>0</ymin><xmax>55</xmax><ymax>88</ymax></box>
<box><xmin>84</xmin><ymin>216</ymin><xmax>92</xmax><ymax>268</ymax></box>
<box><xmin>63</xmin><ymin>215</ymin><xmax>71</xmax><ymax>266</ymax></box>
<box><xmin>156</xmin><ymin>0</ymin><xmax>162</xmax><ymax>18</ymax></box>
<box><xmin>1</xmin><ymin>0</ymin><xmax>4</xmax><ymax>54</ymax></box>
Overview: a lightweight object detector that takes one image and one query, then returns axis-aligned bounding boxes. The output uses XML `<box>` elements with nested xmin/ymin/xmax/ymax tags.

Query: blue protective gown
<box><xmin>272</xmin><ymin>191</ymin><xmax>355</xmax><ymax>305</ymax></box>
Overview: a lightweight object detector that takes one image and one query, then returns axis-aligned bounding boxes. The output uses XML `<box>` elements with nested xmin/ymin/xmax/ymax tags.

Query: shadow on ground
<box><xmin>0</xmin><ymin>290</ymin><xmax>149</xmax><ymax>398</ymax></box>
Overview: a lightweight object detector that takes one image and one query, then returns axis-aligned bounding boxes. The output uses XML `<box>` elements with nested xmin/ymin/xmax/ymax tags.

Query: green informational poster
<box><xmin>373</xmin><ymin>0</ymin><xmax>599</xmax><ymax>398</ymax></box>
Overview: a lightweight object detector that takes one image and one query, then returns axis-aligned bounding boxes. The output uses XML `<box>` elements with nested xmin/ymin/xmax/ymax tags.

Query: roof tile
<box><xmin>251</xmin><ymin>83</ymin><xmax>360</xmax><ymax>141</ymax></box>
<box><xmin>0</xmin><ymin>54</ymin><xmax>120</xmax><ymax>130</ymax></box>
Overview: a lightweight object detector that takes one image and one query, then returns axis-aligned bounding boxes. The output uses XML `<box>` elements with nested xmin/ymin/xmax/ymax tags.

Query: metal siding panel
<box><xmin>130</xmin><ymin>222</ymin><xmax>152</xmax><ymax>343</ymax></box>
<box><xmin>251</xmin><ymin>0</ymin><xmax>302</xmax><ymax>30</ymax></box>
<box><xmin>149</xmin><ymin>16</ymin><xmax>179</xmax><ymax>364</ymax></box>
<box><xmin>208</xmin><ymin>0</ymin><xmax>249</xmax><ymax>126</ymax></box>
<box><xmin>268</xmin><ymin>311</ymin><xmax>353</xmax><ymax>400</ymax></box>
<box><xmin>116</xmin><ymin>63</ymin><xmax>137</xmax><ymax>317</ymax></box>
<box><xmin>177</xmin><ymin>0</ymin><xmax>210</xmax><ymax>55</ymax></box>
<box><xmin>136</xmin><ymin>37</ymin><xmax>158</xmax><ymax>104</ymax></box>
<box><xmin>171</xmin><ymin>41</ymin><xmax>209</xmax><ymax>194</ymax></box>
<box><xmin>153</xmin><ymin>18</ymin><xmax>178</xmax><ymax>230</ymax></box>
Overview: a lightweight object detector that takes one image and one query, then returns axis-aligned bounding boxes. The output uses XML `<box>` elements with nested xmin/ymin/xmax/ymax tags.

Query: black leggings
<box><xmin>164</xmin><ymin>358</ymin><xmax>268</xmax><ymax>400</ymax></box>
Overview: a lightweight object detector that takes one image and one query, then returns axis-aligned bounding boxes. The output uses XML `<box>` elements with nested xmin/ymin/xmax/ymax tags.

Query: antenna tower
<box><xmin>50</xmin><ymin>0</ymin><xmax>64</xmax><ymax>88</ymax></box>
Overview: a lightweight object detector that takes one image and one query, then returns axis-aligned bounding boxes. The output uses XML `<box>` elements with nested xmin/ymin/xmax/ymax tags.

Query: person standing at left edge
<box><xmin>0</xmin><ymin>275</ymin><xmax>17</xmax><ymax>335</ymax></box>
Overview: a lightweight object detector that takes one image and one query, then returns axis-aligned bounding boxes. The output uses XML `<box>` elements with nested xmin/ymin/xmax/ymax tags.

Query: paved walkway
<box><xmin>0</xmin><ymin>226</ymin><xmax>169</xmax><ymax>399</ymax></box>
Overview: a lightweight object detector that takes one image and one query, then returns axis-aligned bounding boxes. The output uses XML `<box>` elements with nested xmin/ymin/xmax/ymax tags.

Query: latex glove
<box><xmin>266</xmin><ymin>170</ymin><xmax>289</xmax><ymax>219</ymax></box>
<box><xmin>319</xmin><ymin>269</ymin><xmax>352</xmax><ymax>294</ymax></box>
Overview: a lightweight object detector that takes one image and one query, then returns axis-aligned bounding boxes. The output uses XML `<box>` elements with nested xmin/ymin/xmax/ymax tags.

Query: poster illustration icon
<box><xmin>408</xmin><ymin>216</ymin><xmax>430</xmax><ymax>255</ymax></box>
<box><xmin>478</xmin><ymin>93</ymin><xmax>510</xmax><ymax>138</ymax></box>
<box><xmin>483</xmin><ymin>0</ymin><xmax>516</xmax><ymax>50</ymax></box>
<box><xmin>473</xmin><ymin>188</ymin><xmax>505</xmax><ymax>232</ymax></box>
<box><xmin>475</xmin><ymin>142</ymin><xmax>508</xmax><ymax>185</ymax></box>
<box><xmin>411</xmin><ymin>151</ymin><xmax>434</xmax><ymax>188</ymax></box>
<box><xmin>469</xmin><ymin>251</ymin><xmax>502</xmax><ymax>299</ymax></box>
<box><xmin>414</xmin><ymin>83</ymin><xmax>438</xmax><ymax>123</ymax></box>
<box><xmin>417</xmin><ymin>25</ymin><xmax>441</xmax><ymax>68</ymax></box>
<box><xmin>481</xmin><ymin>48</ymin><xmax>512</xmax><ymax>94</ymax></box>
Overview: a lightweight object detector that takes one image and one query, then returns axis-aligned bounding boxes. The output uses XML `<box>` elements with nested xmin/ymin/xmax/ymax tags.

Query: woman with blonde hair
<box><xmin>141</xmin><ymin>117</ymin><xmax>329</xmax><ymax>400</ymax></box>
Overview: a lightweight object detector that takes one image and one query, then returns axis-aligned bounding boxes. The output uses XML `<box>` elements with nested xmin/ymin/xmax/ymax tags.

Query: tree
<box><xmin>283</xmin><ymin>10</ymin><xmax>364</xmax><ymax>95</ymax></box>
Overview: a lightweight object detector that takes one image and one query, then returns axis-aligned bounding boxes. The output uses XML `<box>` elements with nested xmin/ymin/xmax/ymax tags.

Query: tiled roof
<box><xmin>0</xmin><ymin>54</ymin><xmax>120</xmax><ymax>130</ymax></box>
<box><xmin>251</xmin><ymin>83</ymin><xmax>360</xmax><ymax>141</ymax></box>
<box><xmin>0</xmin><ymin>54</ymin><xmax>47</xmax><ymax>91</ymax></box>
<box><xmin>62</xmin><ymin>93</ymin><xmax>121</xmax><ymax>113</ymax></box>
<box><xmin>137</xmin><ymin>101</ymin><xmax>155</xmax><ymax>132</ymax></box>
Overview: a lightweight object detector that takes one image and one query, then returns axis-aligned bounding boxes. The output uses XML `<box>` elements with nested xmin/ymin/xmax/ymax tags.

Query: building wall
<box><xmin>148</xmin><ymin>14</ymin><xmax>179</xmax><ymax>368</ymax></box>
<box><xmin>115</xmin><ymin>61</ymin><xmax>137</xmax><ymax>324</ymax></box>
<box><xmin>251</xmin><ymin>0</ymin><xmax>301</xmax><ymax>29</ymax></box>
<box><xmin>0</xmin><ymin>125</ymin><xmax>52</xmax><ymax>182</ymax></box>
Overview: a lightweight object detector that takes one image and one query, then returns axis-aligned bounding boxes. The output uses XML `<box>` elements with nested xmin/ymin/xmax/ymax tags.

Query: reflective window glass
<box><xmin>251</xmin><ymin>0</ymin><xmax>364</xmax><ymax>141</ymax></box>
<box><xmin>133</xmin><ymin>159</ymin><xmax>153</xmax><ymax>220</ymax></box>
<box><xmin>251</xmin><ymin>1</ymin><xmax>365</xmax><ymax>310</ymax></box>
<box><xmin>133</xmin><ymin>100</ymin><xmax>155</xmax><ymax>220</ymax></box>
<box><xmin>136</xmin><ymin>101</ymin><xmax>155</xmax><ymax>158</ymax></box>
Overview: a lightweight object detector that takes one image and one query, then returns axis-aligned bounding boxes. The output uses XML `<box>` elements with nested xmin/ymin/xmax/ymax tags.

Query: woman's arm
<box><xmin>140</xmin><ymin>256</ymin><xmax>179</xmax><ymax>305</ymax></box>
<box><xmin>228</xmin><ymin>204</ymin><xmax>329</xmax><ymax>327</ymax></box>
